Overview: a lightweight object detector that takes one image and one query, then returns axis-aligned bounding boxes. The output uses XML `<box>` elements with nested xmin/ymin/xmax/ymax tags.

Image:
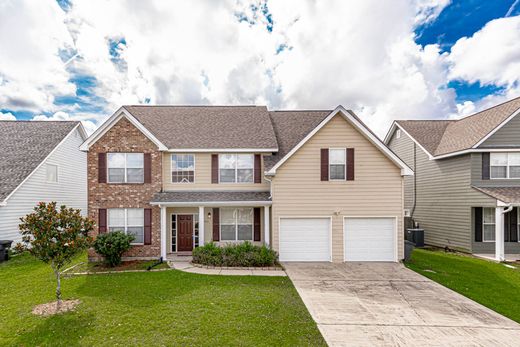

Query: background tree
<box><xmin>19</xmin><ymin>202</ymin><xmax>94</xmax><ymax>309</ymax></box>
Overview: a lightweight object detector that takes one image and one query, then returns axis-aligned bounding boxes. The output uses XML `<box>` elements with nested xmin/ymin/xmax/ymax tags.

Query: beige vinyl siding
<box><xmin>387</xmin><ymin>129</ymin><xmax>415</xmax><ymax>210</ymax></box>
<box><xmin>166</xmin><ymin>206</ymin><xmax>265</xmax><ymax>252</ymax></box>
<box><xmin>479</xmin><ymin>112</ymin><xmax>520</xmax><ymax>148</ymax></box>
<box><xmin>271</xmin><ymin>114</ymin><xmax>404</xmax><ymax>262</ymax></box>
<box><xmin>162</xmin><ymin>153</ymin><xmax>270</xmax><ymax>191</ymax></box>
<box><xmin>388</xmin><ymin>130</ymin><xmax>495</xmax><ymax>252</ymax></box>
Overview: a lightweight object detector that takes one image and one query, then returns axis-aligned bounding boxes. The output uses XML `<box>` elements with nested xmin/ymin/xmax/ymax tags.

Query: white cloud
<box><xmin>32</xmin><ymin>111</ymin><xmax>97</xmax><ymax>134</ymax></box>
<box><xmin>0</xmin><ymin>0</ymin><xmax>75</xmax><ymax>112</ymax></box>
<box><xmin>0</xmin><ymin>111</ymin><xmax>16</xmax><ymax>121</ymax></box>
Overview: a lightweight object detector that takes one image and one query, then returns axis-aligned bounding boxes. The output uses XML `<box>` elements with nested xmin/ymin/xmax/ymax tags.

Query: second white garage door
<box><xmin>344</xmin><ymin>217</ymin><xmax>396</xmax><ymax>262</ymax></box>
<box><xmin>279</xmin><ymin>218</ymin><xmax>331</xmax><ymax>262</ymax></box>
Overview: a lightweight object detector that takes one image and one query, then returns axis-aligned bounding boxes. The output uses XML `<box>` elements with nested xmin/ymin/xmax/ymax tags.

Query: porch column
<box><xmin>264</xmin><ymin>205</ymin><xmax>270</xmax><ymax>247</ymax></box>
<box><xmin>199</xmin><ymin>206</ymin><xmax>205</xmax><ymax>246</ymax></box>
<box><xmin>495</xmin><ymin>207</ymin><xmax>505</xmax><ymax>262</ymax></box>
<box><xmin>161</xmin><ymin>206</ymin><xmax>167</xmax><ymax>260</ymax></box>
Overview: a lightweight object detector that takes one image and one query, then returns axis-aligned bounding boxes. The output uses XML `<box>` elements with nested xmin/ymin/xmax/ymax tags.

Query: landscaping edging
<box><xmin>190</xmin><ymin>262</ymin><xmax>283</xmax><ymax>271</ymax></box>
<box><xmin>64</xmin><ymin>268</ymin><xmax>172</xmax><ymax>276</ymax></box>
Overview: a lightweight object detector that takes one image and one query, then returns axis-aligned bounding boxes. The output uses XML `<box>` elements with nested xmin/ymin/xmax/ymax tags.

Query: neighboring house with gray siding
<box><xmin>385</xmin><ymin>97</ymin><xmax>520</xmax><ymax>260</ymax></box>
<box><xmin>0</xmin><ymin>121</ymin><xmax>88</xmax><ymax>243</ymax></box>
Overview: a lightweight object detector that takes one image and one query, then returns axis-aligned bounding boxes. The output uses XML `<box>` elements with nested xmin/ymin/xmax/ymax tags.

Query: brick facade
<box><xmin>88</xmin><ymin>118</ymin><xmax>162</xmax><ymax>260</ymax></box>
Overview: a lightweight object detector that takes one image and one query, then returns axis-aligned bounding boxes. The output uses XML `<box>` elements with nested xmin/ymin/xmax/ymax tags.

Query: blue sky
<box><xmin>1</xmin><ymin>0</ymin><xmax>519</xmax><ymax>135</ymax></box>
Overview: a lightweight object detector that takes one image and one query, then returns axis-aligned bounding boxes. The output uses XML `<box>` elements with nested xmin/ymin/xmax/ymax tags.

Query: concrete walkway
<box><xmin>284</xmin><ymin>262</ymin><xmax>520</xmax><ymax>347</ymax></box>
<box><xmin>169</xmin><ymin>261</ymin><xmax>286</xmax><ymax>276</ymax></box>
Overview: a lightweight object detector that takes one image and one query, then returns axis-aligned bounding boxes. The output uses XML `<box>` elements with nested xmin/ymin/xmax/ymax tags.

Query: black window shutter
<box><xmin>346</xmin><ymin>148</ymin><xmax>355</xmax><ymax>181</ymax></box>
<box><xmin>254</xmin><ymin>154</ymin><xmax>262</xmax><ymax>183</ymax></box>
<box><xmin>98</xmin><ymin>209</ymin><xmax>107</xmax><ymax>233</ymax></box>
<box><xmin>211</xmin><ymin>155</ymin><xmax>219</xmax><ymax>184</ymax></box>
<box><xmin>510</xmin><ymin>207</ymin><xmax>518</xmax><ymax>242</ymax></box>
<box><xmin>474</xmin><ymin>207</ymin><xmax>483</xmax><ymax>242</ymax></box>
<box><xmin>482</xmin><ymin>153</ymin><xmax>490</xmax><ymax>180</ymax></box>
<box><xmin>144</xmin><ymin>153</ymin><xmax>152</xmax><ymax>183</ymax></box>
<box><xmin>504</xmin><ymin>209</ymin><xmax>510</xmax><ymax>242</ymax></box>
<box><xmin>144</xmin><ymin>208</ymin><xmax>152</xmax><ymax>245</ymax></box>
<box><xmin>253</xmin><ymin>208</ymin><xmax>261</xmax><ymax>241</ymax></box>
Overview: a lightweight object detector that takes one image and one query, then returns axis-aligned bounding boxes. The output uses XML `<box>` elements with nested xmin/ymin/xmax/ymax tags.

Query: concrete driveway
<box><xmin>284</xmin><ymin>262</ymin><xmax>520</xmax><ymax>346</ymax></box>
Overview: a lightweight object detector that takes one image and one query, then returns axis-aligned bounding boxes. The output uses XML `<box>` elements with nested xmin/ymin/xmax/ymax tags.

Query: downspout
<box><xmin>411</xmin><ymin>142</ymin><xmax>417</xmax><ymax>219</ymax></box>
<box><xmin>264</xmin><ymin>175</ymin><xmax>273</xmax><ymax>199</ymax></box>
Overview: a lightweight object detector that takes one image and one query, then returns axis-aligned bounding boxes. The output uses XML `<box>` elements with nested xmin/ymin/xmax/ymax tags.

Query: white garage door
<box><xmin>279</xmin><ymin>218</ymin><xmax>331</xmax><ymax>261</ymax></box>
<box><xmin>344</xmin><ymin>218</ymin><xmax>396</xmax><ymax>261</ymax></box>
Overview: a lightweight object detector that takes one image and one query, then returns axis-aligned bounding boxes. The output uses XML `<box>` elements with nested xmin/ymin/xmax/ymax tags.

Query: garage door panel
<box><xmin>344</xmin><ymin>218</ymin><xmax>396</xmax><ymax>262</ymax></box>
<box><xmin>279</xmin><ymin>218</ymin><xmax>330</xmax><ymax>262</ymax></box>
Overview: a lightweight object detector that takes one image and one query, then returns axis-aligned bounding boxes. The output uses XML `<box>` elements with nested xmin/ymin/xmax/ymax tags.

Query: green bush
<box><xmin>93</xmin><ymin>231</ymin><xmax>134</xmax><ymax>267</ymax></box>
<box><xmin>192</xmin><ymin>242</ymin><xmax>278</xmax><ymax>267</ymax></box>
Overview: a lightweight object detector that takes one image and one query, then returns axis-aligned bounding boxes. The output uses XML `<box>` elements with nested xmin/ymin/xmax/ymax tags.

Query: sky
<box><xmin>0</xmin><ymin>0</ymin><xmax>519</xmax><ymax>137</ymax></box>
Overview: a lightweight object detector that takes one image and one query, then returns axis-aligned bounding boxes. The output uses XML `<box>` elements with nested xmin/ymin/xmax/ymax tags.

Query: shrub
<box><xmin>192</xmin><ymin>242</ymin><xmax>278</xmax><ymax>267</ymax></box>
<box><xmin>93</xmin><ymin>231</ymin><xmax>134</xmax><ymax>267</ymax></box>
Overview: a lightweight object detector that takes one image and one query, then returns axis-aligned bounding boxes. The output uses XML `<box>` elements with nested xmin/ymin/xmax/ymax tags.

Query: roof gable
<box><xmin>0</xmin><ymin>121</ymin><xmax>83</xmax><ymax>204</ymax></box>
<box><xmin>386</xmin><ymin>96</ymin><xmax>520</xmax><ymax>159</ymax></box>
<box><xmin>266</xmin><ymin>106</ymin><xmax>413</xmax><ymax>176</ymax></box>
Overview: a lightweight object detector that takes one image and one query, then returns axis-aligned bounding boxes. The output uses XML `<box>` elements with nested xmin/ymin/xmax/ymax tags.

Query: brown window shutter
<box><xmin>474</xmin><ymin>207</ymin><xmax>482</xmax><ymax>242</ymax></box>
<box><xmin>254</xmin><ymin>207</ymin><xmax>261</xmax><ymax>241</ymax></box>
<box><xmin>482</xmin><ymin>153</ymin><xmax>490</xmax><ymax>180</ymax></box>
<box><xmin>346</xmin><ymin>148</ymin><xmax>355</xmax><ymax>180</ymax></box>
<box><xmin>254</xmin><ymin>154</ymin><xmax>262</xmax><ymax>183</ymax></box>
<box><xmin>144</xmin><ymin>208</ymin><xmax>152</xmax><ymax>245</ymax></box>
<box><xmin>144</xmin><ymin>153</ymin><xmax>152</xmax><ymax>183</ymax></box>
<box><xmin>212</xmin><ymin>208</ymin><xmax>220</xmax><ymax>241</ymax></box>
<box><xmin>98</xmin><ymin>209</ymin><xmax>107</xmax><ymax>233</ymax></box>
<box><xmin>211</xmin><ymin>154</ymin><xmax>219</xmax><ymax>183</ymax></box>
<box><xmin>98</xmin><ymin>153</ymin><xmax>107</xmax><ymax>183</ymax></box>
<box><xmin>511</xmin><ymin>207</ymin><xmax>518</xmax><ymax>242</ymax></box>
<box><xmin>320</xmin><ymin>148</ymin><xmax>329</xmax><ymax>181</ymax></box>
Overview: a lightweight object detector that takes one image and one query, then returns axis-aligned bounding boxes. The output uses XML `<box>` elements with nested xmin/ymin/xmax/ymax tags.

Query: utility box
<box><xmin>0</xmin><ymin>240</ymin><xmax>13</xmax><ymax>262</ymax></box>
<box><xmin>406</xmin><ymin>228</ymin><xmax>424</xmax><ymax>248</ymax></box>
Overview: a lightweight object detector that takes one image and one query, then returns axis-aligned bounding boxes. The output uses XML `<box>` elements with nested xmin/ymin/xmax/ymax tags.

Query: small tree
<box><xmin>19</xmin><ymin>202</ymin><xmax>94</xmax><ymax>309</ymax></box>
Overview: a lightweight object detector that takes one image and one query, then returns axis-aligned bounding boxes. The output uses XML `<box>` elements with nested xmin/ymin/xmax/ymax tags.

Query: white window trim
<box><xmin>482</xmin><ymin>207</ymin><xmax>496</xmax><ymax>242</ymax></box>
<box><xmin>328</xmin><ymin>148</ymin><xmax>346</xmax><ymax>181</ymax></box>
<box><xmin>46</xmin><ymin>164</ymin><xmax>59</xmax><ymax>183</ymax></box>
<box><xmin>107</xmin><ymin>153</ymin><xmax>144</xmax><ymax>184</ymax></box>
<box><xmin>490</xmin><ymin>153</ymin><xmax>520</xmax><ymax>179</ymax></box>
<box><xmin>218</xmin><ymin>154</ymin><xmax>254</xmax><ymax>184</ymax></box>
<box><xmin>170</xmin><ymin>213</ymin><xmax>199</xmax><ymax>252</ymax></box>
<box><xmin>219</xmin><ymin>208</ymin><xmax>254</xmax><ymax>242</ymax></box>
<box><xmin>171</xmin><ymin>154</ymin><xmax>195</xmax><ymax>184</ymax></box>
<box><xmin>108</xmin><ymin>208</ymin><xmax>144</xmax><ymax>245</ymax></box>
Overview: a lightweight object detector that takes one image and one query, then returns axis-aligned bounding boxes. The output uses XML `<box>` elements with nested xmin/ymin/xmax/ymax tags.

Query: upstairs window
<box><xmin>219</xmin><ymin>154</ymin><xmax>254</xmax><ymax>183</ymax></box>
<box><xmin>329</xmin><ymin>148</ymin><xmax>346</xmax><ymax>180</ymax></box>
<box><xmin>490</xmin><ymin>153</ymin><xmax>520</xmax><ymax>179</ymax></box>
<box><xmin>171</xmin><ymin>154</ymin><xmax>194</xmax><ymax>183</ymax></box>
<box><xmin>46</xmin><ymin>164</ymin><xmax>58</xmax><ymax>183</ymax></box>
<box><xmin>107</xmin><ymin>153</ymin><xmax>144</xmax><ymax>183</ymax></box>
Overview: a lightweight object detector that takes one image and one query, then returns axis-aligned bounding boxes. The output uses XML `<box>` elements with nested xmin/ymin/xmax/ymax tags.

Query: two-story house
<box><xmin>0</xmin><ymin>120</ymin><xmax>88</xmax><ymax>243</ymax></box>
<box><xmin>385</xmin><ymin>97</ymin><xmax>520</xmax><ymax>261</ymax></box>
<box><xmin>81</xmin><ymin>105</ymin><xmax>412</xmax><ymax>263</ymax></box>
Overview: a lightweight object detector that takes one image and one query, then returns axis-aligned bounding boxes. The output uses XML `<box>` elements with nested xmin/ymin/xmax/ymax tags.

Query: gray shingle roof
<box><xmin>265</xmin><ymin>110</ymin><xmax>331</xmax><ymax>170</ymax></box>
<box><xmin>124</xmin><ymin>105</ymin><xmax>278</xmax><ymax>150</ymax></box>
<box><xmin>0</xmin><ymin>121</ymin><xmax>79</xmax><ymax>202</ymax></box>
<box><xmin>472</xmin><ymin>186</ymin><xmax>520</xmax><ymax>204</ymax></box>
<box><xmin>151</xmin><ymin>191</ymin><xmax>271</xmax><ymax>203</ymax></box>
<box><xmin>396</xmin><ymin>97</ymin><xmax>520</xmax><ymax>157</ymax></box>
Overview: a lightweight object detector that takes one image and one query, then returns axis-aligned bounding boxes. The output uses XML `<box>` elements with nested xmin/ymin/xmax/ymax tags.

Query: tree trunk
<box><xmin>53</xmin><ymin>263</ymin><xmax>62</xmax><ymax>311</ymax></box>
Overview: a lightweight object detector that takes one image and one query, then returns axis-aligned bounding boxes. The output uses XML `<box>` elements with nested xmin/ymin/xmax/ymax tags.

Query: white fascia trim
<box><xmin>79</xmin><ymin>107</ymin><xmax>168</xmax><ymax>151</ymax></box>
<box><xmin>472</xmin><ymin>107</ymin><xmax>520</xmax><ymax>149</ymax></box>
<box><xmin>151</xmin><ymin>201</ymin><xmax>272</xmax><ymax>207</ymax></box>
<box><xmin>166</xmin><ymin>148</ymin><xmax>278</xmax><ymax>153</ymax></box>
<box><xmin>1</xmin><ymin>123</ymin><xmax>83</xmax><ymax>206</ymax></box>
<box><xmin>267</xmin><ymin>106</ymin><xmax>413</xmax><ymax>176</ymax></box>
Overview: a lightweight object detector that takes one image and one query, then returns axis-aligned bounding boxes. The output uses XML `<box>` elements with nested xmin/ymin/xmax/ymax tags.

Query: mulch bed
<box><xmin>32</xmin><ymin>299</ymin><xmax>81</xmax><ymax>316</ymax></box>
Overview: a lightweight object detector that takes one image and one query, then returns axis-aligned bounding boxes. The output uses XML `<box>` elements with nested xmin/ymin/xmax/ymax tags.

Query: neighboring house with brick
<box><xmin>385</xmin><ymin>97</ymin><xmax>520</xmax><ymax>261</ymax></box>
<box><xmin>81</xmin><ymin>105</ymin><xmax>412</xmax><ymax>262</ymax></box>
<box><xmin>0</xmin><ymin>121</ymin><xmax>88</xmax><ymax>243</ymax></box>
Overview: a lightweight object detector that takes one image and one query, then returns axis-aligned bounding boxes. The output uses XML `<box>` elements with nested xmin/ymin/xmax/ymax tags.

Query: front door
<box><xmin>177</xmin><ymin>215</ymin><xmax>193</xmax><ymax>252</ymax></box>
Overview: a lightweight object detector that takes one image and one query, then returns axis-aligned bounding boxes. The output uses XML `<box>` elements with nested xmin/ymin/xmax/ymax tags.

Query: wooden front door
<box><xmin>177</xmin><ymin>215</ymin><xmax>193</xmax><ymax>252</ymax></box>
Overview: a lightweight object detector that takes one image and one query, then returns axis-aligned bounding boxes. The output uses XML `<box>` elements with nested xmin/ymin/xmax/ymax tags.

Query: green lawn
<box><xmin>0</xmin><ymin>253</ymin><xmax>325</xmax><ymax>346</ymax></box>
<box><xmin>406</xmin><ymin>248</ymin><xmax>520</xmax><ymax>323</ymax></box>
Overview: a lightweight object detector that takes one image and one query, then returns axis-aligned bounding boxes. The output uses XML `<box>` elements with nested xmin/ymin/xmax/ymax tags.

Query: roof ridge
<box><xmin>455</xmin><ymin>95</ymin><xmax>520</xmax><ymax>122</ymax></box>
<box><xmin>0</xmin><ymin>120</ymin><xmax>79</xmax><ymax>123</ymax></box>
<box><xmin>270</xmin><ymin>109</ymin><xmax>333</xmax><ymax>113</ymax></box>
<box><xmin>124</xmin><ymin>104</ymin><xmax>263</xmax><ymax>107</ymax></box>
